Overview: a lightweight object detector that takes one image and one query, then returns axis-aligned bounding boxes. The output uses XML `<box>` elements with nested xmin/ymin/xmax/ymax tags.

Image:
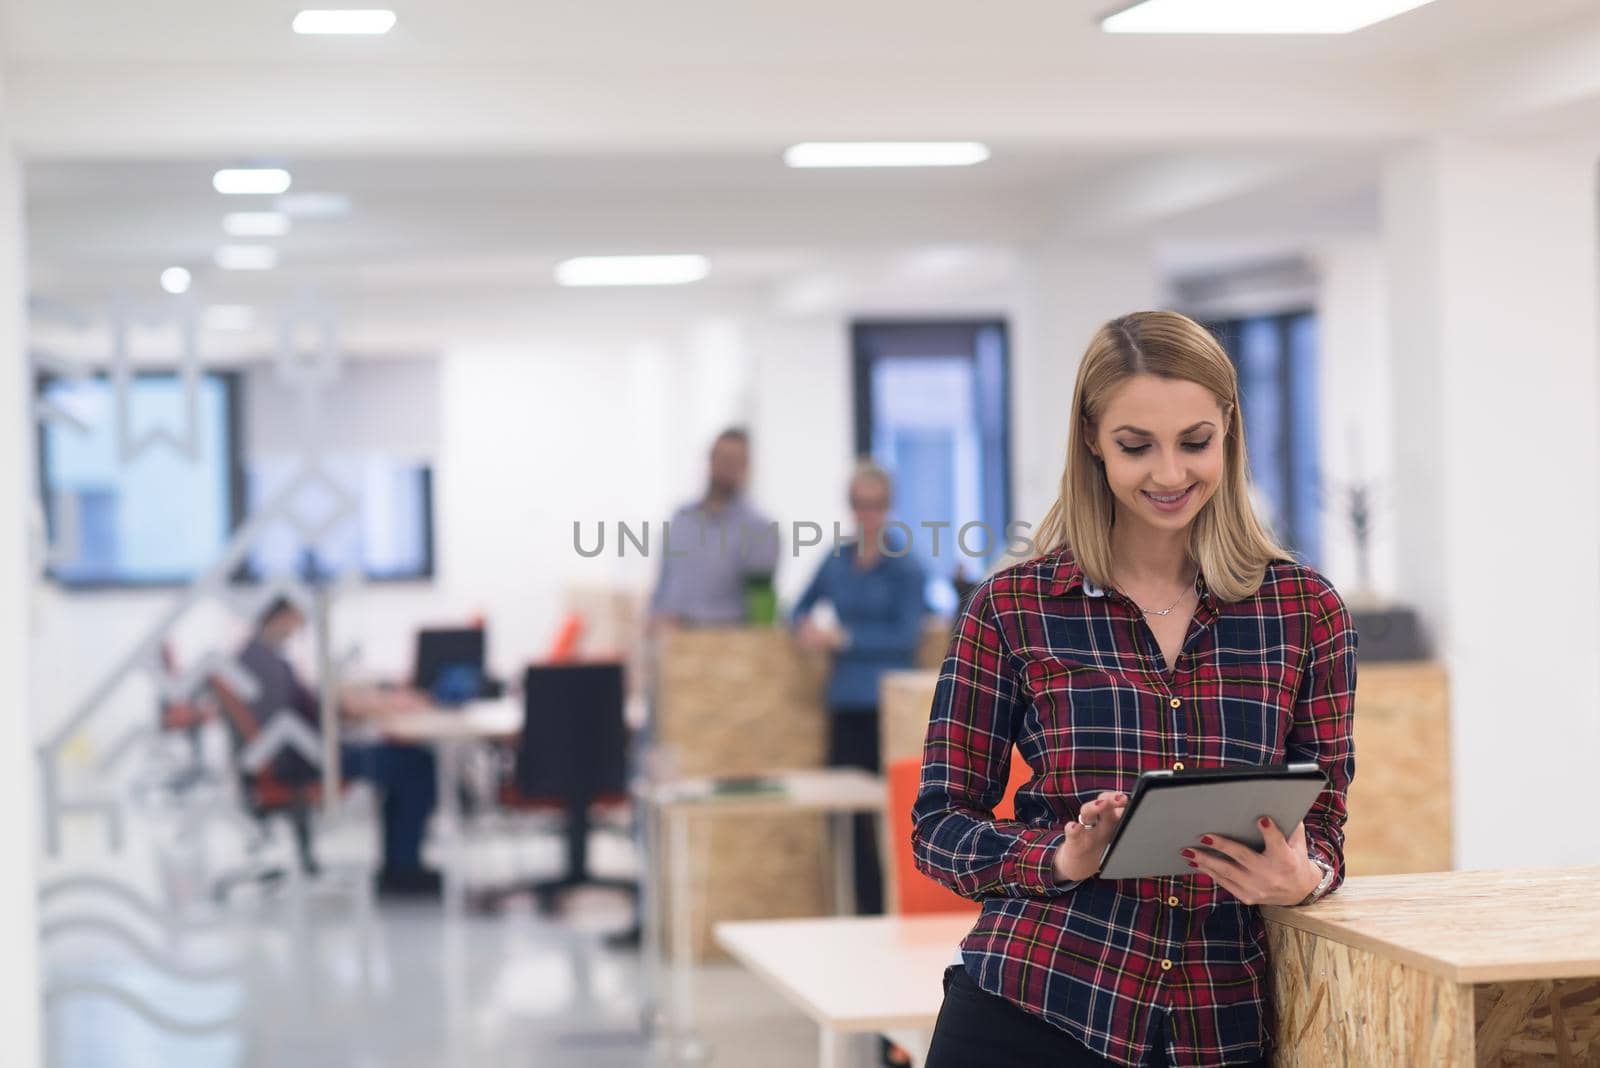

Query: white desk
<box><xmin>641</xmin><ymin>768</ymin><xmax>887</xmax><ymax>1060</ymax></box>
<box><xmin>381</xmin><ymin>696</ymin><xmax>522</xmax><ymax>916</ymax></box>
<box><xmin>715</xmin><ymin>913</ymin><xmax>975</xmax><ymax>1068</ymax></box>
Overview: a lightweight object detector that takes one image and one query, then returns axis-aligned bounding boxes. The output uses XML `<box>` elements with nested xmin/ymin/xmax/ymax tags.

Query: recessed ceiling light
<box><xmin>204</xmin><ymin>305</ymin><xmax>257</xmax><ymax>331</ymax></box>
<box><xmin>292</xmin><ymin>9</ymin><xmax>397</xmax><ymax>35</ymax></box>
<box><xmin>554</xmin><ymin>255</ymin><xmax>711</xmax><ymax>287</ymax></box>
<box><xmin>277</xmin><ymin>192</ymin><xmax>351</xmax><ymax>218</ymax></box>
<box><xmin>159</xmin><ymin>267</ymin><xmax>191</xmax><ymax>294</ymax></box>
<box><xmin>1100</xmin><ymin>0</ymin><xmax>1439</xmax><ymax>34</ymax></box>
<box><xmin>783</xmin><ymin>142</ymin><xmax>991</xmax><ymax>168</ymax></box>
<box><xmin>214</xmin><ymin>245</ymin><xmax>279</xmax><ymax>271</ymax></box>
<box><xmin>213</xmin><ymin>168</ymin><xmax>293</xmax><ymax>195</ymax></box>
<box><xmin>222</xmin><ymin>211</ymin><xmax>291</xmax><ymax>237</ymax></box>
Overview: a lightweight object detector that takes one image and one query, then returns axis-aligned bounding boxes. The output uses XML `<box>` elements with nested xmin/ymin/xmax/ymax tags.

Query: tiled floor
<box><xmin>40</xmin><ymin>793</ymin><xmax>834</xmax><ymax>1068</ymax></box>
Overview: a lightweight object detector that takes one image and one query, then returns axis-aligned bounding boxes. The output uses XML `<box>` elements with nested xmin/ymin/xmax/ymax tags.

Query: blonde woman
<box><xmin>794</xmin><ymin>460</ymin><xmax>928</xmax><ymax>915</ymax></box>
<box><xmin>914</xmin><ymin>311</ymin><xmax>1356</xmax><ymax>1067</ymax></box>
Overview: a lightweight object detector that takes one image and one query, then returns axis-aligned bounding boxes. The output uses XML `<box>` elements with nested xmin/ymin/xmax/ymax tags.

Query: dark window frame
<box><xmin>1205</xmin><ymin>308</ymin><xmax>1319</xmax><ymax>560</ymax></box>
<box><xmin>850</xmin><ymin>317</ymin><xmax>1014</xmax><ymax>565</ymax></box>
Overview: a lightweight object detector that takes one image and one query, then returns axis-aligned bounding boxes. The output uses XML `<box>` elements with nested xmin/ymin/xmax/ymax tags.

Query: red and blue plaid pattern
<box><xmin>912</xmin><ymin>547</ymin><xmax>1356</xmax><ymax>1066</ymax></box>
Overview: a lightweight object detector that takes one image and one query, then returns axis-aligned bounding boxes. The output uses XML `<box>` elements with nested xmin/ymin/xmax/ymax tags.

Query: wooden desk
<box><xmin>1262</xmin><ymin>867</ymin><xmax>1600</xmax><ymax>1065</ymax></box>
<box><xmin>379</xmin><ymin>696</ymin><xmax>522</xmax><ymax>916</ymax></box>
<box><xmin>643</xmin><ymin>769</ymin><xmax>887</xmax><ymax>1058</ymax></box>
<box><xmin>715</xmin><ymin>913</ymin><xmax>973</xmax><ymax>1068</ymax></box>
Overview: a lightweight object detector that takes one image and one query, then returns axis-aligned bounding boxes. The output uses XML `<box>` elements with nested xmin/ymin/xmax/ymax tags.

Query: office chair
<box><xmin>208</xmin><ymin>674</ymin><xmax>333</xmax><ymax>882</ymax></box>
<box><xmin>484</xmin><ymin>661</ymin><xmax>636</xmax><ymax>913</ymax></box>
<box><xmin>884</xmin><ymin>750</ymin><xmax>1029</xmax><ymax>915</ymax></box>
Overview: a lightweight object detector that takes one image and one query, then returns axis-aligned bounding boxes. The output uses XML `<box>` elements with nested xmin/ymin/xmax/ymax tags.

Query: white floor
<box><xmin>39</xmin><ymin>785</ymin><xmax>828</xmax><ymax>1068</ymax></box>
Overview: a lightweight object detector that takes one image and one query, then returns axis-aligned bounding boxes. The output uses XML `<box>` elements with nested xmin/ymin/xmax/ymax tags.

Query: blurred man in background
<box><xmin>650</xmin><ymin>426</ymin><xmax>780</xmax><ymax>627</ymax></box>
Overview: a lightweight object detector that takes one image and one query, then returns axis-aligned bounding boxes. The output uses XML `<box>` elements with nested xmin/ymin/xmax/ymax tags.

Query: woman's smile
<box><xmin>1141</xmin><ymin>482</ymin><xmax>1197</xmax><ymax>513</ymax></box>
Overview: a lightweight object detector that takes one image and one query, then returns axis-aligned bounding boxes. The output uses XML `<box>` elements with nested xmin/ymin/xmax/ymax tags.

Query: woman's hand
<box><xmin>1181</xmin><ymin>819</ymin><xmax>1322</xmax><ymax>906</ymax></box>
<box><xmin>796</xmin><ymin>619</ymin><xmax>844</xmax><ymax>652</ymax></box>
<box><xmin>1052</xmin><ymin>791</ymin><xmax>1128</xmax><ymax>883</ymax></box>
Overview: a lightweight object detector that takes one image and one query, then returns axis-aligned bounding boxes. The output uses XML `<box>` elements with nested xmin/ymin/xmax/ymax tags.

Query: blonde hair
<box><xmin>1034</xmin><ymin>310</ymin><xmax>1292</xmax><ymax>603</ymax></box>
<box><xmin>849</xmin><ymin>458</ymin><xmax>893</xmax><ymax>504</ymax></box>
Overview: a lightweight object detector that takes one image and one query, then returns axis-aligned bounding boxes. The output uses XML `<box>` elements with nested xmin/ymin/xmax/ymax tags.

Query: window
<box><xmin>1206</xmin><ymin>311</ymin><xmax>1322</xmax><ymax>566</ymax></box>
<box><xmin>852</xmin><ymin>320</ymin><xmax>1011</xmax><ymax>612</ymax></box>
<box><xmin>36</xmin><ymin>367</ymin><xmax>437</xmax><ymax>587</ymax></box>
<box><xmin>37</xmin><ymin>371</ymin><xmax>243</xmax><ymax>587</ymax></box>
<box><xmin>244</xmin><ymin>455</ymin><xmax>435</xmax><ymax>582</ymax></box>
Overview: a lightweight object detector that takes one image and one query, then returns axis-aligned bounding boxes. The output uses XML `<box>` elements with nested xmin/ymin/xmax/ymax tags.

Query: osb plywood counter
<box><xmin>654</xmin><ymin>626</ymin><xmax>830</xmax><ymax>960</ymax></box>
<box><xmin>1262</xmin><ymin>867</ymin><xmax>1600</xmax><ymax>1066</ymax></box>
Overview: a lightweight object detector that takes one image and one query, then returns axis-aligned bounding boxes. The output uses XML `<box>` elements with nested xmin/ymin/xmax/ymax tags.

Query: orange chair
<box><xmin>886</xmin><ymin>749</ymin><xmax>1033</xmax><ymax>915</ymax></box>
<box><xmin>210</xmin><ymin>674</ymin><xmax>336</xmax><ymax>874</ymax></box>
<box><xmin>546</xmin><ymin>613</ymin><xmax>585</xmax><ymax>663</ymax></box>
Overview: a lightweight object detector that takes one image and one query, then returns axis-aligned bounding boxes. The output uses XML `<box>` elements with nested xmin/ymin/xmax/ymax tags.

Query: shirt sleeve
<box><xmin>650</xmin><ymin>508</ymin><xmax>689</xmax><ymax>618</ymax></box>
<box><xmin>649</xmin><ymin>552</ymin><xmax>679</xmax><ymax>618</ymax></box>
<box><xmin>740</xmin><ymin>510</ymin><xmax>782</xmax><ymax>576</ymax></box>
<box><xmin>790</xmin><ymin>556</ymin><xmax>829</xmax><ymax>626</ymax></box>
<box><xmin>911</xmin><ymin>580</ymin><xmax>1078</xmax><ymax>899</ymax></box>
<box><xmin>1289</xmin><ymin>580</ymin><xmax>1358</xmax><ymax>895</ymax></box>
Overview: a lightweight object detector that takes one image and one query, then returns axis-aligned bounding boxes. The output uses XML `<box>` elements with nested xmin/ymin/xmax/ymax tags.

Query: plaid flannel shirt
<box><xmin>912</xmin><ymin>548</ymin><xmax>1357</xmax><ymax>1066</ymax></box>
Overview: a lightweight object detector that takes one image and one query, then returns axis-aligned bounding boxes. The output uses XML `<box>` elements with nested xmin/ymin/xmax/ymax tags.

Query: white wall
<box><xmin>1384</xmin><ymin>136</ymin><xmax>1600</xmax><ymax>869</ymax></box>
<box><xmin>1012</xmin><ymin>240</ymin><xmax>1162</xmax><ymax>530</ymax></box>
<box><xmin>1312</xmin><ymin>237</ymin><xmax>1396</xmax><ymax>602</ymax></box>
<box><xmin>0</xmin><ymin>70</ymin><xmax>45</xmax><ymax>1066</ymax></box>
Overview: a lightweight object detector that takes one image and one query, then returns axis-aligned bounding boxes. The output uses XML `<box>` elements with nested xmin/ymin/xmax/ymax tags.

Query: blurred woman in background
<box><xmin>793</xmin><ymin>460</ymin><xmax>928</xmax><ymax>916</ymax></box>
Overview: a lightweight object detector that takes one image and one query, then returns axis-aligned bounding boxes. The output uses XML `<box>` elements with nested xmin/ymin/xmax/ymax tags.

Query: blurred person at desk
<box><xmin>238</xmin><ymin>596</ymin><xmax>442</xmax><ymax>896</ymax></box>
<box><xmin>650</xmin><ymin>426</ymin><xmax>780</xmax><ymax>627</ymax></box>
<box><xmin>793</xmin><ymin>460</ymin><xmax>928</xmax><ymax>916</ymax></box>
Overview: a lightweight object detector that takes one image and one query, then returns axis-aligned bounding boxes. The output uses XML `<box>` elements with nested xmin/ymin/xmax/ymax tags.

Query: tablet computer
<box><xmin>1096</xmin><ymin>763</ymin><xmax>1327</xmax><ymax>880</ymax></box>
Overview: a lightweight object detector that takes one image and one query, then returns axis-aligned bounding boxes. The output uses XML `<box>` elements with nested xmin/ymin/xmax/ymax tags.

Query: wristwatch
<box><xmin>1296</xmin><ymin>856</ymin><xmax>1336</xmax><ymax>906</ymax></box>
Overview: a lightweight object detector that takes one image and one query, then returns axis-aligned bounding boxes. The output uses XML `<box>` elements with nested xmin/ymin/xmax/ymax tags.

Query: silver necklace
<box><xmin>1115</xmin><ymin>568</ymin><xmax>1201</xmax><ymax>617</ymax></box>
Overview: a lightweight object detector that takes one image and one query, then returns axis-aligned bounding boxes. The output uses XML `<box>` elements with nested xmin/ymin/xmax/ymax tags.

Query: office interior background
<box><xmin>4</xmin><ymin>0</ymin><xmax>1600</xmax><ymax>1065</ymax></box>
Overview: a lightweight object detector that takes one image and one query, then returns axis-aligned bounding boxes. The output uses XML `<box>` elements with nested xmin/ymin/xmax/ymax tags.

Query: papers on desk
<box><xmin>666</xmin><ymin>774</ymin><xmax>790</xmax><ymax>802</ymax></box>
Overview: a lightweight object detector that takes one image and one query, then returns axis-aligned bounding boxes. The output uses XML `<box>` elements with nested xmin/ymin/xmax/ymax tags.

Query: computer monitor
<box><xmin>412</xmin><ymin>626</ymin><xmax>486</xmax><ymax>698</ymax></box>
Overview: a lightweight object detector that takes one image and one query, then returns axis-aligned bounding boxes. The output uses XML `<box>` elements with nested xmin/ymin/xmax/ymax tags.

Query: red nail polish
<box><xmin>1179</xmin><ymin>849</ymin><xmax>1195</xmax><ymax>859</ymax></box>
<box><xmin>1258</xmin><ymin>817</ymin><xmax>1271</xmax><ymax>829</ymax></box>
<box><xmin>1199</xmin><ymin>836</ymin><xmax>1214</xmax><ymax>846</ymax></box>
<box><xmin>1186</xmin><ymin>861</ymin><xmax>1198</xmax><ymax>869</ymax></box>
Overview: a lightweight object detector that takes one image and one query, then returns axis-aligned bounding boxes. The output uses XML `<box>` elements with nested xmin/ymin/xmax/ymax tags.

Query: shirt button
<box><xmin>1172</xmin><ymin>761</ymin><xmax>1185</xmax><ymax>771</ymax></box>
<box><xmin>1160</xmin><ymin>959</ymin><xmax>1173</xmax><ymax>971</ymax></box>
<box><xmin>1167</xmin><ymin>896</ymin><xmax>1180</xmax><ymax>907</ymax></box>
<box><xmin>1169</xmin><ymin>697</ymin><xmax>1182</xmax><ymax>709</ymax></box>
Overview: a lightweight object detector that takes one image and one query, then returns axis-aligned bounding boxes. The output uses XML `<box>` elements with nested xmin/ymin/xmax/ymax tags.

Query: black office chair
<box><xmin>485</xmin><ymin>662</ymin><xmax>636</xmax><ymax>913</ymax></box>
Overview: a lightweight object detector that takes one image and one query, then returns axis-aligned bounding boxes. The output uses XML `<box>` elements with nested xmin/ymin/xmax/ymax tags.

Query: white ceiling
<box><xmin>3</xmin><ymin>0</ymin><xmax>1590</xmax><ymax>68</ymax></box>
<box><xmin>14</xmin><ymin>0</ymin><xmax>1600</xmax><ymax>351</ymax></box>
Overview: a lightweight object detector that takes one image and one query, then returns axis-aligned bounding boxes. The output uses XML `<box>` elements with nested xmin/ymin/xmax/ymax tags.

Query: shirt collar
<box><xmin>1047</xmin><ymin>549</ymin><xmax>1088</xmax><ymax>596</ymax></box>
<box><xmin>1047</xmin><ymin>547</ymin><xmax>1214</xmax><ymax>606</ymax></box>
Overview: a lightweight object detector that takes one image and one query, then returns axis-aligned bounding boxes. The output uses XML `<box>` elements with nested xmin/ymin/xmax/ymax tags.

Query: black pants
<box><xmin>341</xmin><ymin>743</ymin><xmax>438</xmax><ymax>872</ymax></box>
<box><xmin>827</xmin><ymin>708</ymin><xmax>883</xmax><ymax>915</ymax></box>
<box><xmin>927</xmin><ymin>964</ymin><xmax>1270</xmax><ymax>1068</ymax></box>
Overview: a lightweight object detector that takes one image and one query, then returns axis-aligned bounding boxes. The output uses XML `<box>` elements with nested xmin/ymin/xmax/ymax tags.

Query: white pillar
<box><xmin>1312</xmin><ymin>237</ymin><xmax>1396</xmax><ymax>602</ymax></box>
<box><xmin>0</xmin><ymin>80</ymin><xmax>44</xmax><ymax>1065</ymax></box>
<box><xmin>1012</xmin><ymin>242</ymin><xmax>1161</xmax><ymax>531</ymax></box>
<box><xmin>1383</xmin><ymin>137</ymin><xmax>1600</xmax><ymax>869</ymax></box>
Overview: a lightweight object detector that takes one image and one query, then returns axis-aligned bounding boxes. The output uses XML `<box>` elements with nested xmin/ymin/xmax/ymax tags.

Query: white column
<box><xmin>1383</xmin><ymin>137</ymin><xmax>1600</xmax><ymax>869</ymax></box>
<box><xmin>1011</xmin><ymin>241</ymin><xmax>1161</xmax><ymax>533</ymax></box>
<box><xmin>0</xmin><ymin>81</ymin><xmax>45</xmax><ymax>1064</ymax></box>
<box><xmin>1312</xmin><ymin>237</ymin><xmax>1396</xmax><ymax>602</ymax></box>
